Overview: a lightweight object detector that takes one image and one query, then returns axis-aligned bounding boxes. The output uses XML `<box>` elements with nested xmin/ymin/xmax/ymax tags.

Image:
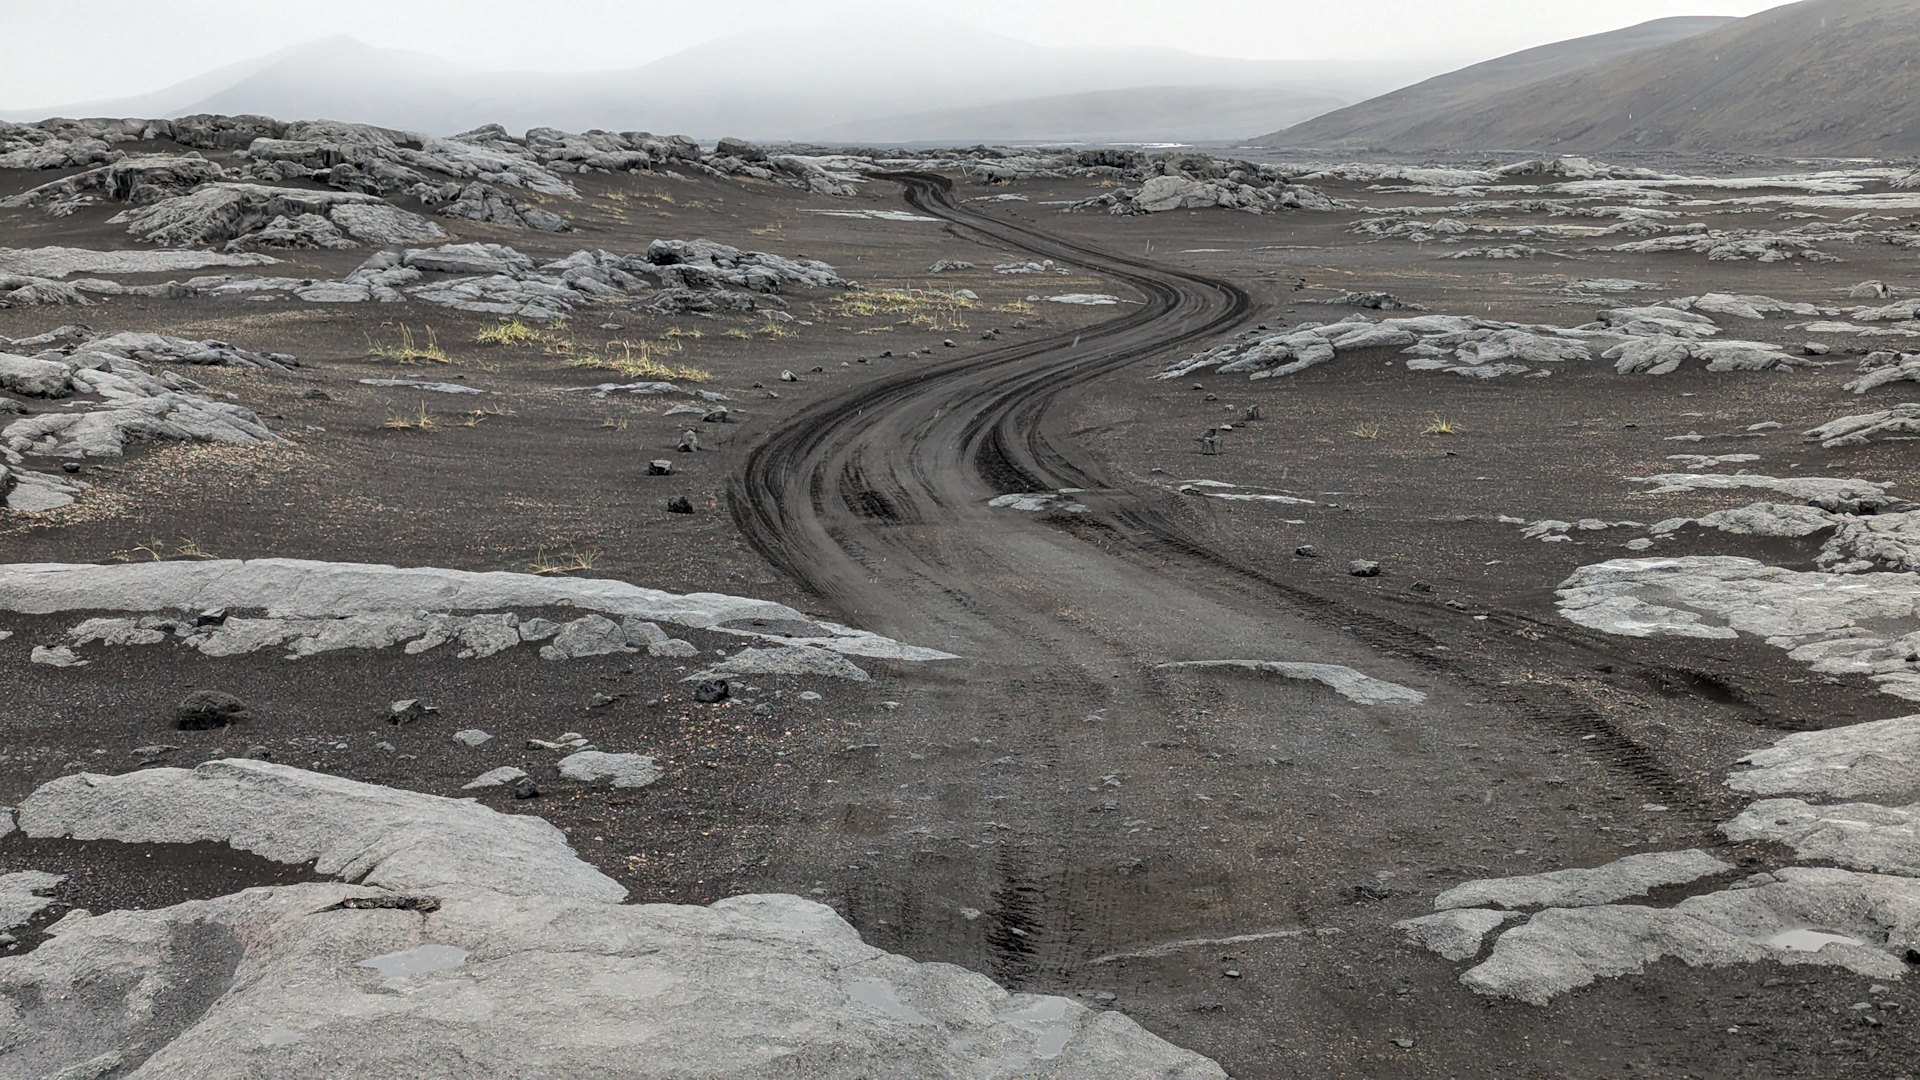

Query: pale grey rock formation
<box><xmin>557</xmin><ymin>750</ymin><xmax>661</xmax><ymax>788</ymax></box>
<box><xmin>19</xmin><ymin>759</ymin><xmax>625</xmax><ymax>902</ymax></box>
<box><xmin>0</xmin><ymin>759</ymin><xmax>1225</xmax><ymax>1077</ymax></box>
<box><xmin>29</xmin><ymin>645</ymin><xmax>86</xmax><ymax>667</ymax></box>
<box><xmin>1460</xmin><ymin>868</ymin><xmax>1920</xmax><ymax>1004</ymax></box>
<box><xmin>1155</xmin><ymin>660</ymin><xmax>1425</xmax><ymax>706</ymax></box>
<box><xmin>1730</xmin><ymin>714</ymin><xmax>1920</xmax><ymax>801</ymax></box>
<box><xmin>1845</xmin><ymin>355</ymin><xmax>1920</xmax><ymax>395</ymax></box>
<box><xmin>1629</xmin><ymin>473</ymin><xmax>1893</xmax><ymax>513</ymax></box>
<box><xmin>0</xmin><ymin>352</ymin><xmax>74</xmax><ymax>396</ymax></box>
<box><xmin>0</xmin><ymin>247</ymin><xmax>279</xmax><ymax>278</ymax></box>
<box><xmin>0</xmin><ymin>870</ymin><xmax>64</xmax><ymax>932</ymax></box>
<box><xmin>644</xmin><ymin>238</ymin><xmax>852</xmax><ymax>292</ymax></box>
<box><xmin>462</xmin><ymin>765</ymin><xmax>526</xmax><ymax>789</ymax></box>
<box><xmin>1433</xmin><ymin>850</ymin><xmax>1732</xmax><ymax>911</ymax></box>
<box><xmin>108</xmin><ymin>183</ymin><xmax>446</xmax><ymax>249</ymax></box>
<box><xmin>538</xmin><ymin>615</ymin><xmax>635</xmax><ymax>661</ymax></box>
<box><xmin>693</xmin><ymin>645</ymin><xmax>872</xmax><ymax>682</ymax></box>
<box><xmin>1395</xmin><ymin>909</ymin><xmax>1518</xmax><ymax>961</ymax></box>
<box><xmin>1556</xmin><ymin>556</ymin><xmax>1920</xmax><ymax>701</ymax></box>
<box><xmin>1725</xmin><ymin>798</ymin><xmax>1920</xmax><ymax>877</ymax></box>
<box><xmin>1808</xmin><ymin>403</ymin><xmax>1920</xmax><ymax>446</ymax></box>
<box><xmin>0</xmin><ymin>558</ymin><xmax>956</xmax><ymax>661</ymax></box>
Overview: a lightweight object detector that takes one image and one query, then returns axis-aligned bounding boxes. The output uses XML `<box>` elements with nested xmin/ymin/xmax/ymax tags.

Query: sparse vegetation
<box><xmin>383</xmin><ymin>404</ymin><xmax>439</xmax><ymax>431</ymax></box>
<box><xmin>996</xmin><ymin>299</ymin><xmax>1038</xmax><ymax>317</ymax></box>
<box><xmin>112</xmin><ymin>537</ymin><xmax>218</xmax><ymax>562</ymax></box>
<box><xmin>835</xmin><ymin>288</ymin><xmax>976</xmax><ymax>331</ymax></box>
<box><xmin>367</xmin><ymin>324</ymin><xmax>451</xmax><ymax>364</ymax></box>
<box><xmin>1350</xmin><ymin>422</ymin><xmax>1383</xmax><ymax>440</ymax></box>
<box><xmin>529</xmin><ymin>547</ymin><xmax>601</xmax><ymax>576</ymax></box>
<box><xmin>600</xmin><ymin>414</ymin><xmax>629</xmax><ymax>431</ymax></box>
<box><xmin>475</xmin><ymin>319</ymin><xmax>544</xmax><ymax>346</ymax></box>
<box><xmin>567</xmin><ymin>340</ymin><xmax>712</xmax><ymax>383</ymax></box>
<box><xmin>754</xmin><ymin>315</ymin><xmax>798</xmax><ymax>340</ymax></box>
<box><xmin>1423</xmin><ymin>416</ymin><xmax>1463</xmax><ymax>436</ymax></box>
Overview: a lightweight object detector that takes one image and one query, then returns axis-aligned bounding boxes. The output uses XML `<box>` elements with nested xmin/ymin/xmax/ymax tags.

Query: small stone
<box><xmin>647</xmin><ymin>459</ymin><xmax>673</xmax><ymax>476</ymax></box>
<box><xmin>666</xmin><ymin>496</ymin><xmax>694</xmax><ymax>514</ymax></box>
<box><xmin>1393</xmin><ymin>1038</ymin><xmax>1414</xmax><ymax>1049</ymax></box>
<box><xmin>701</xmin><ymin>408</ymin><xmax>731</xmax><ymax>424</ymax></box>
<box><xmin>943</xmin><ymin>339</ymin><xmax>956</xmax><ymax>348</ymax></box>
<box><xmin>388</xmin><ymin>699</ymin><xmax>437</xmax><ymax>725</ymax></box>
<box><xmin>694</xmin><ymin>679</ymin><xmax>730</xmax><ymax>704</ymax></box>
<box><xmin>175</xmin><ymin>690</ymin><xmax>250</xmax><ymax>731</ymax></box>
<box><xmin>301</xmin><ymin>389</ymin><xmax>331</xmax><ymax>401</ymax></box>
<box><xmin>462</xmin><ymin>765</ymin><xmax>525</xmax><ymax>789</ymax></box>
<box><xmin>130</xmin><ymin>744</ymin><xmax>179</xmax><ymax>760</ymax></box>
<box><xmin>29</xmin><ymin>645</ymin><xmax>87</xmax><ymax>668</ymax></box>
<box><xmin>1294</xmin><ymin>545</ymin><xmax>1320</xmax><ymax>558</ymax></box>
<box><xmin>60</xmin><ymin>461</ymin><xmax>81</xmax><ymax>474</ymax></box>
<box><xmin>779</xmin><ymin>370</ymin><xmax>798</xmax><ymax>382</ymax></box>
<box><xmin>1408</xmin><ymin>581</ymin><xmax>1435</xmax><ymax>594</ymax></box>
<box><xmin>452</xmin><ymin>729</ymin><xmax>494</xmax><ymax>747</ymax></box>
<box><xmin>797</xmin><ymin>690</ymin><xmax>823</xmax><ymax>702</ymax></box>
<box><xmin>244</xmin><ymin>745</ymin><xmax>274</xmax><ymax>761</ymax></box>
<box><xmin>678</xmin><ymin>429</ymin><xmax>699</xmax><ymax>453</ymax></box>
<box><xmin>507</xmin><ymin>775</ymin><xmax>541</xmax><ymax>799</ymax></box>
<box><xmin>1223</xmin><ymin>969</ymin><xmax>1241</xmax><ymax>978</ymax></box>
<box><xmin>195</xmin><ymin>608</ymin><xmax>228</xmax><ymax>627</ymax></box>
<box><xmin>1347</xmin><ymin>560</ymin><xmax>1381</xmax><ymax>577</ymax></box>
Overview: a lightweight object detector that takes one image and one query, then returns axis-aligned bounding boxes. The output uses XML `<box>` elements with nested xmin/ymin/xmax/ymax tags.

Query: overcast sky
<box><xmin>1</xmin><ymin>0</ymin><xmax>1794</xmax><ymax>110</ymax></box>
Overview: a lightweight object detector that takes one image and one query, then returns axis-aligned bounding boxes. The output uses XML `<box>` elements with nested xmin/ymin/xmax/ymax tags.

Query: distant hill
<box><xmin>1262</xmin><ymin>0</ymin><xmax>1920</xmax><ymax>157</ymax></box>
<box><xmin>824</xmin><ymin>84</ymin><xmax>1353</xmax><ymax>147</ymax></box>
<box><xmin>1</xmin><ymin>6</ymin><xmax>1418</xmax><ymax>144</ymax></box>
<box><xmin>1263</xmin><ymin>16</ymin><xmax>1734</xmax><ymax>150</ymax></box>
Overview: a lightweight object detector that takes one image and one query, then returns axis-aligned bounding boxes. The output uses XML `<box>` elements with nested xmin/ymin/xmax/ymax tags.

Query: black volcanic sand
<box><xmin>4</xmin><ymin>156</ymin><xmax>1920</xmax><ymax>1078</ymax></box>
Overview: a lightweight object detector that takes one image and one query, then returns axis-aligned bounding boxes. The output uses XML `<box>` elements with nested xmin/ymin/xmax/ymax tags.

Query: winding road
<box><xmin>725</xmin><ymin>174</ymin><xmax>1692</xmax><ymax>1011</ymax></box>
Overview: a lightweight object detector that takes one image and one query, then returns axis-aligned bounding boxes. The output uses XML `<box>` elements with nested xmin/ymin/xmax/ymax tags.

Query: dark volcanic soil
<box><xmin>5</xmin><ymin>153</ymin><xmax>1920</xmax><ymax>1078</ymax></box>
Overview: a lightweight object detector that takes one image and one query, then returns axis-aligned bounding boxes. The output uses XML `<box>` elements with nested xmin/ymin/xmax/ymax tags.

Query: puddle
<box><xmin>1765</xmin><ymin>928</ymin><xmax>1867</xmax><ymax>952</ymax></box>
<box><xmin>359</xmin><ymin>943</ymin><xmax>469</xmax><ymax>980</ymax></box>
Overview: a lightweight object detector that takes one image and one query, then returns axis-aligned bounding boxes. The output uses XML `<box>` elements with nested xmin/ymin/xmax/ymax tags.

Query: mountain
<box><xmin>1262</xmin><ymin>15</ymin><xmax>1735</xmax><ymax>150</ymax></box>
<box><xmin>2</xmin><ymin>7</ymin><xmax>1417</xmax><ymax>144</ymax></box>
<box><xmin>1261</xmin><ymin>0</ymin><xmax>1920</xmax><ymax>157</ymax></box>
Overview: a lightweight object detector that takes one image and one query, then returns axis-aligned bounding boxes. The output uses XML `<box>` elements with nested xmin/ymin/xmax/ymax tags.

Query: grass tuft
<box><xmin>367</xmin><ymin>324</ymin><xmax>451</xmax><ymax>364</ymax></box>
<box><xmin>475</xmin><ymin>319</ymin><xmax>546</xmax><ymax>346</ymax></box>
<box><xmin>383</xmin><ymin>404</ymin><xmax>439</xmax><ymax>431</ymax></box>
<box><xmin>1423</xmin><ymin>416</ymin><xmax>1462</xmax><ymax>436</ymax></box>
<box><xmin>529</xmin><ymin>548</ymin><xmax>601</xmax><ymax>576</ymax></box>
<box><xmin>1349</xmin><ymin>422</ymin><xmax>1382</xmax><ymax>440</ymax></box>
<box><xmin>835</xmin><ymin>287</ymin><xmax>976</xmax><ymax>331</ymax></box>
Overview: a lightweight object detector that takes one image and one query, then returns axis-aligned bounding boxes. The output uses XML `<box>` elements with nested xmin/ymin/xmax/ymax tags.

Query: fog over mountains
<box><xmin>0</xmin><ymin>9</ymin><xmax>1427</xmax><ymax>145</ymax></box>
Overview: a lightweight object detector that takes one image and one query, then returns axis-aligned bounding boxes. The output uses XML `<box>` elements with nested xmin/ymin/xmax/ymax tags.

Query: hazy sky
<box><xmin>1</xmin><ymin>0</ymin><xmax>1794</xmax><ymax>109</ymax></box>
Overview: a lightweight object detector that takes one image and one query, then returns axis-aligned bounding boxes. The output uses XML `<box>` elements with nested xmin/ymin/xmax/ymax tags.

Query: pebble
<box><xmin>452</xmin><ymin>729</ymin><xmax>493</xmax><ymax>747</ymax></box>
<box><xmin>1347</xmin><ymin>560</ymin><xmax>1381</xmax><ymax>577</ymax></box>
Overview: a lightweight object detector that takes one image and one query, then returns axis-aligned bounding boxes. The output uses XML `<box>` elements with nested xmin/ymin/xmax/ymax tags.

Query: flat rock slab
<box><xmin>557</xmin><ymin>751</ymin><xmax>660</xmax><ymax>788</ymax></box>
<box><xmin>1460</xmin><ymin>867</ymin><xmax>1920</xmax><ymax>1005</ymax></box>
<box><xmin>1725</xmin><ymin>798</ymin><xmax>1920</xmax><ymax>876</ymax></box>
<box><xmin>0</xmin><ymin>761</ymin><xmax>1225</xmax><ymax>1077</ymax></box>
<box><xmin>1395</xmin><ymin>908</ymin><xmax>1518</xmax><ymax>961</ymax></box>
<box><xmin>1730</xmin><ymin>713</ymin><xmax>1920</xmax><ymax>800</ymax></box>
<box><xmin>1556</xmin><ymin>556</ymin><xmax>1920</xmax><ymax>701</ymax></box>
<box><xmin>694</xmin><ymin>645</ymin><xmax>872</xmax><ymax>682</ymax></box>
<box><xmin>1434</xmin><ymin>849</ymin><xmax>1733</xmax><ymax>911</ymax></box>
<box><xmin>0</xmin><ymin>870</ymin><xmax>65</xmax><ymax>932</ymax></box>
<box><xmin>17</xmin><ymin>758</ymin><xmax>624</xmax><ymax>902</ymax></box>
<box><xmin>0</xmin><ymin>246</ymin><xmax>279</xmax><ymax>278</ymax></box>
<box><xmin>0</xmin><ymin>558</ymin><xmax>956</xmax><ymax>661</ymax></box>
<box><xmin>1156</xmin><ymin>659</ymin><xmax>1426</xmax><ymax>706</ymax></box>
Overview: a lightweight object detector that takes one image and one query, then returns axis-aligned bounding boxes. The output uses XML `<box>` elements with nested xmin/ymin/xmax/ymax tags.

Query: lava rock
<box><xmin>693</xmin><ymin>679</ymin><xmax>730</xmax><ymax>704</ymax></box>
<box><xmin>174</xmin><ymin>690</ymin><xmax>250</xmax><ymax>731</ymax></box>
<box><xmin>507</xmin><ymin>775</ymin><xmax>542</xmax><ymax>800</ymax></box>
<box><xmin>647</xmin><ymin>459</ymin><xmax>673</xmax><ymax>476</ymax></box>
<box><xmin>387</xmin><ymin>699</ymin><xmax>437</xmax><ymax>725</ymax></box>
<box><xmin>666</xmin><ymin>496</ymin><xmax>694</xmax><ymax>515</ymax></box>
<box><xmin>1294</xmin><ymin>545</ymin><xmax>1321</xmax><ymax>558</ymax></box>
<box><xmin>1348</xmin><ymin>560</ymin><xmax>1382</xmax><ymax>577</ymax></box>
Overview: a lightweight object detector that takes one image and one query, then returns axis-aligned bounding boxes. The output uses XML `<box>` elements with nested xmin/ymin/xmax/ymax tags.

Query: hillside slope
<box><xmin>1263</xmin><ymin>15</ymin><xmax>1732</xmax><ymax>149</ymax></box>
<box><xmin>1264</xmin><ymin>0</ymin><xmax>1920</xmax><ymax>157</ymax></box>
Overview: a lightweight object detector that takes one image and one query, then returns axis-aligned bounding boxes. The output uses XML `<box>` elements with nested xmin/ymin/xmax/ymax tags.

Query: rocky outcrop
<box><xmin>0</xmin><ymin>761</ymin><xmax>1225</xmax><ymax>1078</ymax></box>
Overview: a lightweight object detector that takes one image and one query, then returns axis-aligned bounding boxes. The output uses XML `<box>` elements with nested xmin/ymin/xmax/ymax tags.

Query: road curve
<box><xmin>729</xmin><ymin>172</ymin><xmax>1257</xmax><ymax>654</ymax></box>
